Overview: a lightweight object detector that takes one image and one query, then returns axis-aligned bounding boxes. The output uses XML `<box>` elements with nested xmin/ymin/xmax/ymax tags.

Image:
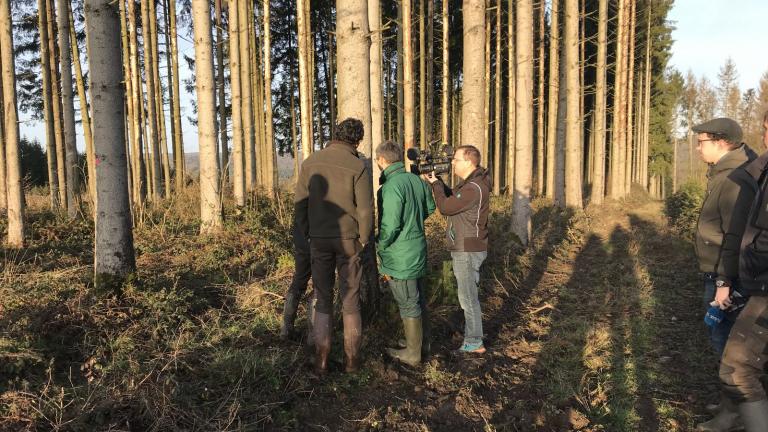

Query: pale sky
<box><xmin>668</xmin><ymin>0</ymin><xmax>768</xmax><ymax>89</ymax></box>
<box><xmin>19</xmin><ymin>1</ymin><xmax>768</xmax><ymax>153</ymax></box>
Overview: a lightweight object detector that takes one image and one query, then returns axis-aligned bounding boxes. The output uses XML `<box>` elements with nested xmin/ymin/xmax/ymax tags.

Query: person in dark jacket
<box><xmin>423</xmin><ymin>145</ymin><xmax>491</xmax><ymax>354</ymax></box>
<box><xmin>692</xmin><ymin>117</ymin><xmax>758</xmax><ymax>432</ymax></box>
<box><xmin>374</xmin><ymin>141</ymin><xmax>436</xmax><ymax>366</ymax></box>
<box><xmin>693</xmin><ymin>118</ymin><xmax>757</xmax><ymax>357</ymax></box>
<box><xmin>294</xmin><ymin>118</ymin><xmax>374</xmax><ymax>374</ymax></box>
<box><xmin>706</xmin><ymin>112</ymin><xmax>768</xmax><ymax>432</ymax></box>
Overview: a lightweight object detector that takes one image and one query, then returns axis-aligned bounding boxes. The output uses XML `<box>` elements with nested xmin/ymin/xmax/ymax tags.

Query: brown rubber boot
<box><xmin>387</xmin><ymin>317</ymin><xmax>423</xmax><ymax>367</ymax></box>
<box><xmin>696</xmin><ymin>395</ymin><xmax>743</xmax><ymax>432</ymax></box>
<box><xmin>342</xmin><ymin>312</ymin><xmax>363</xmax><ymax>373</ymax></box>
<box><xmin>313</xmin><ymin>312</ymin><xmax>331</xmax><ymax>376</ymax></box>
<box><xmin>280</xmin><ymin>291</ymin><xmax>300</xmax><ymax>340</ymax></box>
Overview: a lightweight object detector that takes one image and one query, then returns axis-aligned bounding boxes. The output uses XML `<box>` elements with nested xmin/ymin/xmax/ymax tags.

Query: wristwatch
<box><xmin>715</xmin><ymin>279</ymin><xmax>730</xmax><ymax>288</ymax></box>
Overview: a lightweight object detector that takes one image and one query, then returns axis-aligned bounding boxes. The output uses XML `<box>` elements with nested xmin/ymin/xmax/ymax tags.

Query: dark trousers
<box><xmin>287</xmin><ymin>246</ymin><xmax>312</xmax><ymax>299</ymax></box>
<box><xmin>310</xmin><ymin>238</ymin><xmax>362</xmax><ymax>315</ymax></box>
<box><xmin>720</xmin><ymin>295</ymin><xmax>768</xmax><ymax>403</ymax></box>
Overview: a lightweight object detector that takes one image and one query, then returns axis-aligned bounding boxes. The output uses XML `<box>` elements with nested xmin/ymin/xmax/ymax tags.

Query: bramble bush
<box><xmin>664</xmin><ymin>182</ymin><xmax>705</xmax><ymax>239</ymax></box>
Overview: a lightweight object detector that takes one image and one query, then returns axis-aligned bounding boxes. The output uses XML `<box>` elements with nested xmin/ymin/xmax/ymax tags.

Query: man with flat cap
<box><xmin>692</xmin><ymin>117</ymin><xmax>758</xmax><ymax>431</ymax></box>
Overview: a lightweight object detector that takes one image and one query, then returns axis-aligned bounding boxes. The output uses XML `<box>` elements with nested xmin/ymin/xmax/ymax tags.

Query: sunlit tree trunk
<box><xmin>228</xmin><ymin>0</ymin><xmax>245</xmax><ymax>206</ymax></box>
<box><xmin>590</xmin><ymin>0</ymin><xmax>606</xmax><ymax>204</ymax></box>
<box><xmin>403</xmin><ymin>0</ymin><xmax>415</xmax><ymax>164</ymax></box>
<box><xmin>69</xmin><ymin>7</ymin><xmax>96</xmax><ymax>208</ymax></box>
<box><xmin>47</xmin><ymin>0</ymin><xmax>67</xmax><ymax>208</ymax></box>
<box><xmin>369</xmin><ymin>0</ymin><xmax>383</xmax><ymax>189</ymax></box>
<box><xmin>462</xmin><ymin>0</ymin><xmax>485</xmax><ymax>151</ymax></box>
<box><xmin>39</xmin><ymin>0</ymin><xmax>59</xmax><ymax>209</ymax></box>
<box><xmin>624</xmin><ymin>0</ymin><xmax>636</xmax><ymax>193</ymax></box>
<box><xmin>297</xmin><ymin>0</ymin><xmax>313</xmax><ymax>161</ymax></box>
<box><xmin>264</xmin><ymin>0</ymin><xmax>276</xmax><ymax>195</ymax></box>
<box><xmin>513</xmin><ymin>0</ymin><xmax>532</xmax><ymax>244</ymax></box>
<box><xmin>506</xmin><ymin>0</ymin><xmax>515</xmax><ymax>193</ymax></box>
<box><xmin>440</xmin><ymin>0</ymin><xmax>450</xmax><ymax>145</ymax></box>
<box><xmin>140</xmin><ymin>0</ymin><xmax>162</xmax><ymax>200</ymax></box>
<box><xmin>535</xmin><ymin>0</ymin><xmax>544</xmax><ymax>196</ymax></box>
<box><xmin>57</xmin><ymin>0</ymin><xmax>79</xmax><ymax>218</ymax></box>
<box><xmin>493</xmin><ymin>0</ymin><xmax>501</xmax><ymax>195</ymax></box>
<box><xmin>237</xmin><ymin>0</ymin><xmax>254</xmax><ymax>192</ymax></box>
<box><xmin>149</xmin><ymin>0</ymin><xmax>170</xmax><ymax>198</ymax></box>
<box><xmin>119</xmin><ymin>0</ymin><xmax>134</xmax><ymax>206</ymax></box>
<box><xmin>544</xmin><ymin>0</ymin><xmax>558</xmax><ymax>198</ymax></box>
<box><xmin>214</xmin><ymin>0</ymin><xmax>228</xmax><ymax>185</ymax></box>
<box><xmin>168</xmin><ymin>0</ymin><xmax>184</xmax><ymax>190</ymax></box>
<box><xmin>482</xmin><ymin>12</ymin><xmax>490</xmax><ymax>167</ymax></box>
<box><xmin>642</xmin><ymin>9</ymin><xmax>651</xmax><ymax>189</ymax></box>
<box><xmin>426</xmin><ymin>0</ymin><xmax>434</xmax><ymax>144</ymax></box>
<box><xmin>87</xmin><ymin>0</ymin><xmax>136</xmax><ymax>289</ymax></box>
<box><xmin>0</xmin><ymin>45</ymin><xmax>6</xmax><ymax>212</ymax></box>
<box><xmin>564</xmin><ymin>0</ymin><xmax>581</xmax><ymax>208</ymax></box>
<box><xmin>419</xmin><ymin>0</ymin><xmax>426</xmax><ymax>149</ymax></box>
<box><xmin>609</xmin><ymin>0</ymin><xmax>626</xmax><ymax>199</ymax></box>
<box><xmin>127</xmin><ymin>0</ymin><xmax>146</xmax><ymax>205</ymax></box>
<box><xmin>192</xmin><ymin>0</ymin><xmax>222</xmax><ymax>233</ymax></box>
<box><xmin>396</xmin><ymin>2</ymin><xmax>404</xmax><ymax>144</ymax></box>
<box><xmin>1</xmin><ymin>0</ymin><xmax>25</xmax><ymax>246</ymax></box>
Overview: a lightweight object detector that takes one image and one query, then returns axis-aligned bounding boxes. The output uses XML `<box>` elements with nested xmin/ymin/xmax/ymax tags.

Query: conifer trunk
<box><xmin>590</xmin><ymin>0</ymin><xmax>607</xmax><ymax>204</ymax></box>
<box><xmin>544</xmin><ymin>0</ymin><xmax>558</xmax><ymax>198</ymax></box>
<box><xmin>228</xmin><ymin>0</ymin><xmax>245</xmax><ymax>206</ymax></box>
<box><xmin>1</xmin><ymin>0</ymin><xmax>25</xmax><ymax>246</ymax></box>
<box><xmin>168</xmin><ymin>0</ymin><xmax>184</xmax><ymax>190</ymax></box>
<box><xmin>87</xmin><ymin>0</ymin><xmax>136</xmax><ymax>289</ymax></box>
<box><xmin>440</xmin><ymin>0</ymin><xmax>449</xmax><ymax>145</ymax></box>
<box><xmin>493</xmin><ymin>0</ymin><xmax>501</xmax><ymax>195</ymax></box>
<box><xmin>192</xmin><ymin>0</ymin><xmax>222</xmax><ymax>233</ymax></box>
<box><xmin>39</xmin><ymin>0</ymin><xmax>59</xmax><ymax>209</ymax></box>
<box><xmin>69</xmin><ymin>8</ymin><xmax>96</xmax><ymax>207</ymax></box>
<box><xmin>57</xmin><ymin>0</ymin><xmax>79</xmax><ymax>217</ymax></box>
<box><xmin>297</xmin><ymin>0</ymin><xmax>313</xmax><ymax>161</ymax></box>
<box><xmin>564</xmin><ymin>0</ymin><xmax>582</xmax><ymax>207</ymax></box>
<box><xmin>513</xmin><ymin>0</ymin><xmax>533</xmax><ymax>243</ymax></box>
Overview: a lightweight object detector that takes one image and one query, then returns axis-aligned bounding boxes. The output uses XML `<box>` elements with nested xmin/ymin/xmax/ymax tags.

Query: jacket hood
<box><xmin>708</xmin><ymin>144</ymin><xmax>754</xmax><ymax>177</ymax></box>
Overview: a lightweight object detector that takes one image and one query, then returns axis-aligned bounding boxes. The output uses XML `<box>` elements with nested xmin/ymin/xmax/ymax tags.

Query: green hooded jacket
<box><xmin>376</xmin><ymin>162</ymin><xmax>436</xmax><ymax>280</ymax></box>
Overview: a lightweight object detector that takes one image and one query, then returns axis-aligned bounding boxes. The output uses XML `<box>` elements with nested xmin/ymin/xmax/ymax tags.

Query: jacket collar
<box><xmin>745</xmin><ymin>150</ymin><xmax>768</xmax><ymax>180</ymax></box>
<box><xmin>326</xmin><ymin>140</ymin><xmax>359</xmax><ymax>156</ymax></box>
<box><xmin>381</xmin><ymin>161</ymin><xmax>405</xmax><ymax>180</ymax></box>
<box><xmin>456</xmin><ymin>167</ymin><xmax>485</xmax><ymax>188</ymax></box>
<box><xmin>708</xmin><ymin>144</ymin><xmax>749</xmax><ymax>178</ymax></box>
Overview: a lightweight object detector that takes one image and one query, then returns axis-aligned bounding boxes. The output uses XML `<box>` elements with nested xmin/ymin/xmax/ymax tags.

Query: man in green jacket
<box><xmin>375</xmin><ymin>141</ymin><xmax>436</xmax><ymax>366</ymax></box>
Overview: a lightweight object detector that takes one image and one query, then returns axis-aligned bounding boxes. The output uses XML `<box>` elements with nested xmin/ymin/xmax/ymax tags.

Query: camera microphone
<box><xmin>406</xmin><ymin>147</ymin><xmax>421</xmax><ymax>161</ymax></box>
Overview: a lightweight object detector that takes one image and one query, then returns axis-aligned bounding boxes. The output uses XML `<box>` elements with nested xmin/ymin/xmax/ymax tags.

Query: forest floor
<box><xmin>0</xmin><ymin>189</ymin><xmax>719</xmax><ymax>431</ymax></box>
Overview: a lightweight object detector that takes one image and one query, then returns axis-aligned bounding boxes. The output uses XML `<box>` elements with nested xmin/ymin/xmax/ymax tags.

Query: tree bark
<box><xmin>590</xmin><ymin>0</ymin><xmax>607</xmax><ymax>204</ymax></box>
<box><xmin>506</xmin><ymin>0</ymin><xmax>515</xmax><ymax>194</ymax></box>
<box><xmin>624</xmin><ymin>0</ymin><xmax>636</xmax><ymax>194</ymax></box>
<box><xmin>609</xmin><ymin>0</ymin><xmax>626</xmax><ymax>199</ymax></box>
<box><xmin>47</xmin><ymin>0</ymin><xmax>67</xmax><ymax>208</ymax></box>
<box><xmin>140</xmin><ymin>0</ymin><xmax>162</xmax><ymax>200</ymax></box>
<box><xmin>192</xmin><ymin>0</ymin><xmax>222</xmax><ymax>233</ymax></box>
<box><xmin>57</xmin><ymin>0</ymin><xmax>79</xmax><ymax>217</ymax></box>
<box><xmin>149</xmin><ymin>0</ymin><xmax>170</xmax><ymax>198</ymax></box>
<box><xmin>1</xmin><ymin>0</ymin><xmax>25</xmax><ymax>246</ymax></box>
<box><xmin>238</xmin><ymin>0</ymin><xmax>255</xmax><ymax>192</ymax></box>
<box><xmin>168</xmin><ymin>0</ymin><xmax>184</xmax><ymax>190</ymax></box>
<box><xmin>127</xmin><ymin>0</ymin><xmax>146</xmax><ymax>205</ymax></box>
<box><xmin>564</xmin><ymin>0</ymin><xmax>582</xmax><ymax>208</ymax></box>
<box><xmin>544</xmin><ymin>0</ymin><xmax>558</xmax><ymax>199</ymax></box>
<box><xmin>228</xmin><ymin>0</ymin><xmax>245</xmax><ymax>206</ymax></box>
<box><xmin>215</xmin><ymin>0</ymin><xmax>229</xmax><ymax>185</ymax></box>
<box><xmin>38</xmin><ymin>0</ymin><xmax>59</xmax><ymax>209</ymax></box>
<box><xmin>297</xmin><ymin>0</ymin><xmax>313</xmax><ymax>161</ymax></box>
<box><xmin>403</xmin><ymin>0</ymin><xmax>415</xmax><ymax>163</ymax></box>
<box><xmin>369</xmin><ymin>0</ymin><xmax>383</xmax><ymax>189</ymax></box>
<box><xmin>462</xmin><ymin>0</ymin><xmax>485</xmax><ymax>151</ymax></box>
<box><xmin>513</xmin><ymin>0</ymin><xmax>533</xmax><ymax>244</ymax></box>
<box><xmin>535</xmin><ymin>0</ymin><xmax>544</xmax><ymax>196</ymax></box>
<box><xmin>440</xmin><ymin>0</ymin><xmax>449</xmax><ymax>145</ymax></box>
<box><xmin>86</xmin><ymin>0</ymin><xmax>136</xmax><ymax>289</ymax></box>
<box><xmin>419</xmin><ymin>0</ymin><xmax>426</xmax><ymax>149</ymax></box>
<box><xmin>493</xmin><ymin>0</ymin><xmax>501</xmax><ymax>195</ymax></box>
<box><xmin>69</xmin><ymin>7</ymin><xmax>96</xmax><ymax>208</ymax></box>
<box><xmin>483</xmin><ymin>12</ymin><xmax>490</xmax><ymax>167</ymax></box>
<box><xmin>264</xmin><ymin>0</ymin><xmax>276</xmax><ymax>194</ymax></box>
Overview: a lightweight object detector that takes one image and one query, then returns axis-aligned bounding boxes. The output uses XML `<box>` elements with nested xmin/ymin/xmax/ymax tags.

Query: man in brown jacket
<box><xmin>295</xmin><ymin>118</ymin><xmax>374</xmax><ymax>375</ymax></box>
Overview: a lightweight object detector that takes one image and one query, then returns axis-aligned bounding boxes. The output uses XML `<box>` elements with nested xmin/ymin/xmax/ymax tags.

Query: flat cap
<box><xmin>692</xmin><ymin>117</ymin><xmax>743</xmax><ymax>143</ymax></box>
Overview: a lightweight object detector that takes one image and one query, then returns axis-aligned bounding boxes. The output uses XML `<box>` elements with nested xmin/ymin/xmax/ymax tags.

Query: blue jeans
<box><xmin>452</xmin><ymin>251</ymin><xmax>487</xmax><ymax>346</ymax></box>
<box><xmin>703</xmin><ymin>276</ymin><xmax>739</xmax><ymax>359</ymax></box>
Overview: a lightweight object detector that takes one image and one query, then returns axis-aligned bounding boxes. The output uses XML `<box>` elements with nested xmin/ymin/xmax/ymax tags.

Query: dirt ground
<box><xmin>284</xmin><ymin>200</ymin><xmax>719</xmax><ymax>431</ymax></box>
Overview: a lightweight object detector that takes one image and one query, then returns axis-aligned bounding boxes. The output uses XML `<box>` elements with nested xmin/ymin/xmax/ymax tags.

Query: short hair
<box><xmin>456</xmin><ymin>145</ymin><xmax>481</xmax><ymax>167</ymax></box>
<box><xmin>334</xmin><ymin>118</ymin><xmax>364</xmax><ymax>145</ymax></box>
<box><xmin>375</xmin><ymin>140</ymin><xmax>403</xmax><ymax>163</ymax></box>
<box><xmin>704</xmin><ymin>132</ymin><xmax>740</xmax><ymax>150</ymax></box>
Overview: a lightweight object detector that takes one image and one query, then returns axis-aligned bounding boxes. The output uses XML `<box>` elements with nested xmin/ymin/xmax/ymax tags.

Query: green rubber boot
<box><xmin>387</xmin><ymin>317</ymin><xmax>423</xmax><ymax>367</ymax></box>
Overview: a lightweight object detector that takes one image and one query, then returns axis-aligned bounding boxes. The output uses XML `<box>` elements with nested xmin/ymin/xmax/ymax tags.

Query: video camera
<box><xmin>406</xmin><ymin>142</ymin><xmax>454</xmax><ymax>176</ymax></box>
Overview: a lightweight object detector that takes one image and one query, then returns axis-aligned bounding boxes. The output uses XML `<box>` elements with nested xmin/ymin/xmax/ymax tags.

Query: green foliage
<box><xmin>664</xmin><ymin>182</ymin><xmax>705</xmax><ymax>238</ymax></box>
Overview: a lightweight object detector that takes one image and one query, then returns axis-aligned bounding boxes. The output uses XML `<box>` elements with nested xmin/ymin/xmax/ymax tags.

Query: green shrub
<box><xmin>664</xmin><ymin>182</ymin><xmax>705</xmax><ymax>239</ymax></box>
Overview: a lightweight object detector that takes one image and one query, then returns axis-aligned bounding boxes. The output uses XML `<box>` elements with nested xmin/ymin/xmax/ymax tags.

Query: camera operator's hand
<box><xmin>422</xmin><ymin>172</ymin><xmax>438</xmax><ymax>184</ymax></box>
